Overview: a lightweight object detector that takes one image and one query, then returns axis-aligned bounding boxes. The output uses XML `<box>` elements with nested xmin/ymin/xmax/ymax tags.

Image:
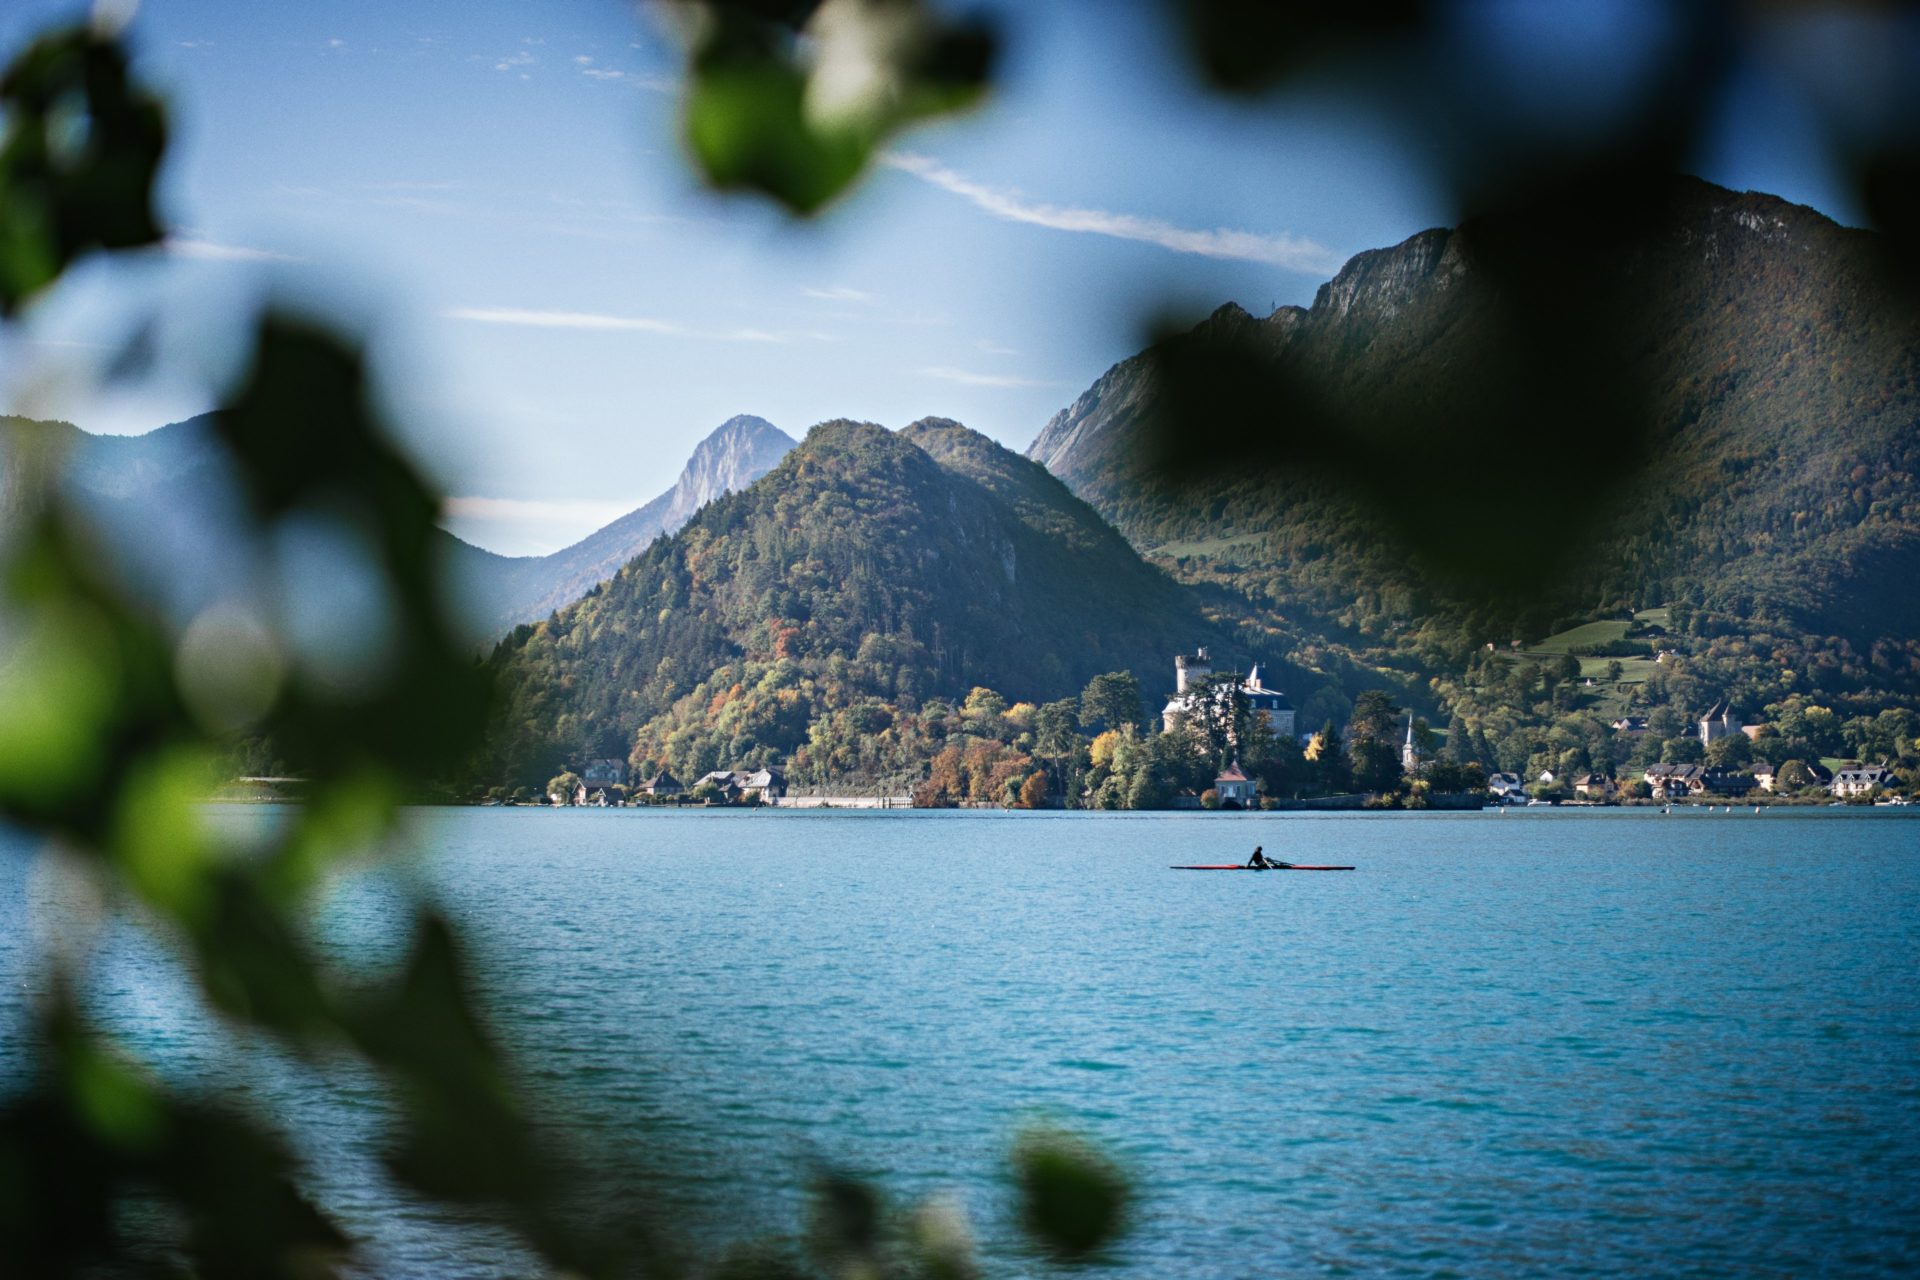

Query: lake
<box><xmin>4</xmin><ymin>807</ymin><xmax>1918</xmax><ymax>1277</ymax></box>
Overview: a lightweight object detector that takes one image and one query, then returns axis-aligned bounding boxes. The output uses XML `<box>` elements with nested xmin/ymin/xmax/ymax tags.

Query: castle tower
<box><xmin>1174</xmin><ymin>646</ymin><xmax>1212</xmax><ymax>695</ymax></box>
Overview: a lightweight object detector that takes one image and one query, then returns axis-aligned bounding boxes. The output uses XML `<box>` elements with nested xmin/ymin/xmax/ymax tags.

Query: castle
<box><xmin>1161</xmin><ymin>648</ymin><xmax>1297</xmax><ymax>740</ymax></box>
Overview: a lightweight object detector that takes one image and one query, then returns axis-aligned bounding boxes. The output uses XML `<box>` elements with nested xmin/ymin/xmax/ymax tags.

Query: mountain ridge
<box><xmin>1027</xmin><ymin>176</ymin><xmax>1920</xmax><ymax>656</ymax></box>
<box><xmin>483</xmin><ymin>416</ymin><xmax>1263</xmax><ymax>787</ymax></box>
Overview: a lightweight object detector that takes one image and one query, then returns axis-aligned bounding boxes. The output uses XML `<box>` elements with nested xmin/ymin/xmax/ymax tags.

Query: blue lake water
<box><xmin>4</xmin><ymin>807</ymin><xmax>1918</xmax><ymax>1277</ymax></box>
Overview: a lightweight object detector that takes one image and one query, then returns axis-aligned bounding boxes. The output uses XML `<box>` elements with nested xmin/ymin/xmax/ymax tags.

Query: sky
<box><xmin>0</xmin><ymin>0</ymin><xmax>1885</xmax><ymax>556</ymax></box>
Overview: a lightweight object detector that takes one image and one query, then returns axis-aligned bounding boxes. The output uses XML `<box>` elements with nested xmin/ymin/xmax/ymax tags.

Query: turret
<box><xmin>1175</xmin><ymin>646</ymin><xmax>1212</xmax><ymax>694</ymax></box>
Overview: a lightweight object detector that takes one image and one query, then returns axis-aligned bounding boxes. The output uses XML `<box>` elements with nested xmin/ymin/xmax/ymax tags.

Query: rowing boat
<box><xmin>1169</xmin><ymin>864</ymin><xmax>1355</xmax><ymax>871</ymax></box>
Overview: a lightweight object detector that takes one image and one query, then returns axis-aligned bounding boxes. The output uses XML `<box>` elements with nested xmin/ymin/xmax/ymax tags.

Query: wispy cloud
<box><xmin>918</xmin><ymin>365</ymin><xmax>1067</xmax><ymax>389</ymax></box>
<box><xmin>571</xmin><ymin>55</ymin><xmax>672</xmax><ymax>90</ymax></box>
<box><xmin>802</xmin><ymin>285</ymin><xmax>875</xmax><ymax>303</ymax></box>
<box><xmin>882</xmin><ymin>151</ymin><xmax>1343</xmax><ymax>275</ymax></box>
<box><xmin>494</xmin><ymin>50</ymin><xmax>536</xmax><ymax>71</ymax></box>
<box><xmin>974</xmin><ymin>338</ymin><xmax>1019</xmax><ymax>356</ymax></box>
<box><xmin>444</xmin><ymin>307</ymin><xmax>836</xmax><ymax>344</ymax></box>
<box><xmin>446</xmin><ymin>307</ymin><xmax>682</xmax><ymax>334</ymax></box>
<box><xmin>166</xmin><ymin>236</ymin><xmax>302</xmax><ymax>264</ymax></box>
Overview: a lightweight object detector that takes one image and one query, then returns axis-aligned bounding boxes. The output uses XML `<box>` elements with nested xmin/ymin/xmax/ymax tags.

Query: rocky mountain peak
<box><xmin>1311</xmin><ymin>227</ymin><xmax>1459</xmax><ymax>325</ymax></box>
<box><xmin>673</xmin><ymin>414</ymin><xmax>795</xmax><ymax>513</ymax></box>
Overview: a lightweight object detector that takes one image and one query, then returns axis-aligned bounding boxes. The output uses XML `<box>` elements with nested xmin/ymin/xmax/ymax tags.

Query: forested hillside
<box><xmin>481</xmin><ymin>418</ymin><xmax>1267</xmax><ymax>788</ymax></box>
<box><xmin>1031</xmin><ymin>178</ymin><xmax>1920</xmax><ymax>666</ymax></box>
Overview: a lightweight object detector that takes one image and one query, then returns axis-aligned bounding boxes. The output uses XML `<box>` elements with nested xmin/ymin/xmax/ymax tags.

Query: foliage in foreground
<box><xmin>0</xmin><ymin>15</ymin><xmax>1132</xmax><ymax>1277</ymax></box>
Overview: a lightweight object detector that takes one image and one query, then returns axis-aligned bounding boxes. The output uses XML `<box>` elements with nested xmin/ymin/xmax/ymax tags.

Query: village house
<box><xmin>1749</xmin><ymin>761</ymin><xmax>1776</xmax><ymax>792</ymax></box>
<box><xmin>583</xmin><ymin>758</ymin><xmax>629</xmax><ymax>791</ymax></box>
<box><xmin>744</xmin><ymin>767</ymin><xmax>787</xmax><ymax>800</ymax></box>
<box><xmin>1212</xmin><ymin>762</ymin><xmax>1257</xmax><ymax>808</ymax></box>
<box><xmin>1699</xmin><ymin>702</ymin><xmax>1742</xmax><ymax>746</ymax></box>
<box><xmin>1702</xmin><ymin>768</ymin><xmax>1757</xmax><ymax>797</ymax></box>
<box><xmin>1573</xmin><ymin>773</ymin><xmax>1616</xmax><ymax>800</ymax></box>
<box><xmin>1161</xmin><ymin>648</ymin><xmax>1297</xmax><ymax>741</ymax></box>
<box><xmin>696</xmin><ymin>771</ymin><xmax>744</xmax><ymax>802</ymax></box>
<box><xmin>1610</xmin><ymin>716</ymin><xmax>1650</xmax><ymax>735</ymax></box>
<box><xmin>637</xmin><ymin>770</ymin><xmax>683</xmax><ymax>799</ymax></box>
<box><xmin>696</xmin><ymin>768</ymin><xmax>788</xmax><ymax>803</ymax></box>
<box><xmin>1643</xmin><ymin>763</ymin><xmax>1707</xmax><ymax>797</ymax></box>
<box><xmin>1832</xmin><ymin>766</ymin><xmax>1892</xmax><ymax>798</ymax></box>
<box><xmin>1486</xmin><ymin>771</ymin><xmax>1526</xmax><ymax>800</ymax></box>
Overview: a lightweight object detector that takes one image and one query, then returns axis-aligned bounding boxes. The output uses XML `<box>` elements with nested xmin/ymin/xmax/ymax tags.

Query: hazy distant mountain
<box><xmin>1</xmin><ymin>411</ymin><xmax>796</xmax><ymax>642</ymax></box>
<box><xmin>457</xmin><ymin>415</ymin><xmax>795</xmax><ymax>635</ymax></box>
<box><xmin>1029</xmin><ymin>177</ymin><xmax>1920</xmax><ymax>651</ymax></box>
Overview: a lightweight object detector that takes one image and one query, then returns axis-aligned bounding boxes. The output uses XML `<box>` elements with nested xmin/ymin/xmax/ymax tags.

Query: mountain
<box><xmin>1</xmin><ymin>412</ymin><xmax>796</xmax><ymax>642</ymax></box>
<box><xmin>452</xmin><ymin>414</ymin><xmax>795</xmax><ymax>636</ymax></box>
<box><xmin>1029</xmin><ymin>177</ymin><xmax>1920</xmax><ymax>660</ymax></box>
<box><xmin>483</xmin><ymin>418</ymin><xmax>1261</xmax><ymax>787</ymax></box>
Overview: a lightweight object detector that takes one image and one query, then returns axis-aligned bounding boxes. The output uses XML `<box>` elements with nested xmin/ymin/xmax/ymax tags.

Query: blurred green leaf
<box><xmin>0</xmin><ymin>512</ymin><xmax>196</xmax><ymax>847</ymax></box>
<box><xmin>1010</xmin><ymin>1127</ymin><xmax>1130</xmax><ymax>1262</ymax></box>
<box><xmin>0</xmin><ymin>997</ymin><xmax>348</xmax><ymax>1279</ymax></box>
<box><xmin>807</xmin><ymin>1171</ymin><xmax>884</xmax><ymax>1275</ymax></box>
<box><xmin>905</xmin><ymin>1195</ymin><xmax>977</xmax><ymax>1280</ymax></box>
<box><xmin>213</xmin><ymin>314</ymin><xmax>494</xmax><ymax>789</ymax></box>
<box><xmin>1167</xmin><ymin>0</ymin><xmax>1431</xmax><ymax>93</ymax></box>
<box><xmin>673</xmin><ymin>0</ymin><xmax>995</xmax><ymax>214</ymax></box>
<box><xmin>0</xmin><ymin>25</ymin><xmax>166</xmax><ymax>312</ymax></box>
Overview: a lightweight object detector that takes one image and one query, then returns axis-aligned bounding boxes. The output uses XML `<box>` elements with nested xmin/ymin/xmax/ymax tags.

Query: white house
<box><xmin>1487</xmin><ymin>771</ymin><xmax>1525</xmax><ymax>799</ymax></box>
<box><xmin>1213</xmin><ymin>763</ymin><xmax>1257</xmax><ymax>807</ymax></box>
<box><xmin>1832</xmin><ymin>766</ymin><xmax>1891</xmax><ymax>798</ymax></box>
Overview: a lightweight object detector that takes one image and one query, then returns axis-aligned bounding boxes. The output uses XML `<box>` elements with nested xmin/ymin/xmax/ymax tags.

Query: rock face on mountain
<box><xmin>459</xmin><ymin>415</ymin><xmax>795</xmax><ymax>635</ymax></box>
<box><xmin>1029</xmin><ymin>177</ymin><xmax>1920</xmax><ymax>649</ymax></box>
<box><xmin>484</xmin><ymin>418</ymin><xmax>1248</xmax><ymax>781</ymax></box>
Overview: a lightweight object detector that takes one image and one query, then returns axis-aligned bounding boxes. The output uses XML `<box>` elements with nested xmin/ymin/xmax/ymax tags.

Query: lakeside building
<box><xmin>1644</xmin><ymin>763</ymin><xmax>1707</xmax><ymax>797</ymax></box>
<box><xmin>697</xmin><ymin>768</ymin><xmax>789</xmax><ymax>803</ymax></box>
<box><xmin>583</xmin><ymin>758</ymin><xmax>629</xmax><ymax>790</ymax></box>
<box><xmin>1702</xmin><ymin>768</ymin><xmax>1756</xmax><ymax>796</ymax></box>
<box><xmin>1213</xmin><ymin>763</ymin><xmax>1256</xmax><ymax>807</ymax></box>
<box><xmin>1574</xmin><ymin>773</ymin><xmax>1616</xmax><ymax>799</ymax></box>
<box><xmin>638</xmin><ymin>771</ymin><xmax>684</xmax><ymax>798</ymax></box>
<box><xmin>1161</xmin><ymin>648</ymin><xmax>1297</xmax><ymax>740</ymax></box>
<box><xmin>1833</xmin><ymin>766</ymin><xmax>1892</xmax><ymax>798</ymax></box>
<box><xmin>1487</xmin><ymin>771</ymin><xmax>1525</xmax><ymax>800</ymax></box>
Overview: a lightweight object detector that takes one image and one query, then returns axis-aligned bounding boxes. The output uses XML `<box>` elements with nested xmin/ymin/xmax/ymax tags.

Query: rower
<box><xmin>1247</xmin><ymin>846</ymin><xmax>1272</xmax><ymax>869</ymax></box>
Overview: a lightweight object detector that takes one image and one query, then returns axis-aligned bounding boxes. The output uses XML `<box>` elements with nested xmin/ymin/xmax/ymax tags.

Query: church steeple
<box><xmin>1402</xmin><ymin>712</ymin><xmax>1419</xmax><ymax>772</ymax></box>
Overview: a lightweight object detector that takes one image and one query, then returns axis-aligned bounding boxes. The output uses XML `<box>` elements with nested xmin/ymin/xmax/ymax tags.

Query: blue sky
<box><xmin>0</xmin><ymin>0</ymin><xmax>1878</xmax><ymax>555</ymax></box>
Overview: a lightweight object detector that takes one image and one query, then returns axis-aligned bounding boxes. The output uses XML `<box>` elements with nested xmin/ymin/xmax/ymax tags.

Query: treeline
<box><xmin>890</xmin><ymin>676</ymin><xmax>1479</xmax><ymax>810</ymax></box>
